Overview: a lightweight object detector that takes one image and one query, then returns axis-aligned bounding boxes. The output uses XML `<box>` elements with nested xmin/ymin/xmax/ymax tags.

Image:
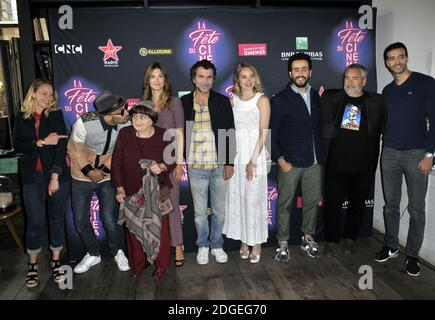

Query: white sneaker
<box><xmin>211</xmin><ymin>248</ymin><xmax>228</xmax><ymax>263</ymax></box>
<box><xmin>74</xmin><ymin>253</ymin><xmax>101</xmax><ymax>274</ymax></box>
<box><xmin>114</xmin><ymin>249</ymin><xmax>130</xmax><ymax>271</ymax></box>
<box><xmin>197</xmin><ymin>247</ymin><xmax>209</xmax><ymax>265</ymax></box>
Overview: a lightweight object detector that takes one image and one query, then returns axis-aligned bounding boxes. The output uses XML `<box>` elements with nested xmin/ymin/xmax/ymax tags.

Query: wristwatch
<box><xmin>424</xmin><ymin>152</ymin><xmax>434</xmax><ymax>158</ymax></box>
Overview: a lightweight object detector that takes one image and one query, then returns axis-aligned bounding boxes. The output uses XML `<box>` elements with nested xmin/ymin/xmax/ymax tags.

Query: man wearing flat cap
<box><xmin>68</xmin><ymin>91</ymin><xmax>131</xmax><ymax>273</ymax></box>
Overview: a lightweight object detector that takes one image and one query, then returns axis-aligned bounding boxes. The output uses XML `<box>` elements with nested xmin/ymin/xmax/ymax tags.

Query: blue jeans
<box><xmin>381</xmin><ymin>147</ymin><xmax>428</xmax><ymax>257</ymax></box>
<box><xmin>23</xmin><ymin>172</ymin><xmax>70</xmax><ymax>255</ymax></box>
<box><xmin>188</xmin><ymin>166</ymin><xmax>228</xmax><ymax>249</ymax></box>
<box><xmin>71</xmin><ymin>179</ymin><xmax>123</xmax><ymax>256</ymax></box>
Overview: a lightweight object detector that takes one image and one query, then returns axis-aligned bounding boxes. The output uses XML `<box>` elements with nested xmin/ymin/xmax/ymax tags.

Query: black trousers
<box><xmin>323</xmin><ymin>169</ymin><xmax>374</xmax><ymax>243</ymax></box>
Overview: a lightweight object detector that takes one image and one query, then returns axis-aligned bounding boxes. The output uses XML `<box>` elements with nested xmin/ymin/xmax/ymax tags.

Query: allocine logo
<box><xmin>54</xmin><ymin>44</ymin><xmax>83</xmax><ymax>54</ymax></box>
<box><xmin>139</xmin><ymin>48</ymin><xmax>173</xmax><ymax>56</ymax></box>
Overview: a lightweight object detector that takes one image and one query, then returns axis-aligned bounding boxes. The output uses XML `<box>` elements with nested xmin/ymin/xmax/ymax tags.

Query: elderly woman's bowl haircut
<box><xmin>129</xmin><ymin>100</ymin><xmax>158</xmax><ymax>124</ymax></box>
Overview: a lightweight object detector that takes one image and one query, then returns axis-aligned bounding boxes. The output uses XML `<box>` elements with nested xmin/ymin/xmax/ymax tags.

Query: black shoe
<box><xmin>374</xmin><ymin>246</ymin><xmax>399</xmax><ymax>262</ymax></box>
<box><xmin>342</xmin><ymin>239</ymin><xmax>356</xmax><ymax>255</ymax></box>
<box><xmin>406</xmin><ymin>257</ymin><xmax>420</xmax><ymax>276</ymax></box>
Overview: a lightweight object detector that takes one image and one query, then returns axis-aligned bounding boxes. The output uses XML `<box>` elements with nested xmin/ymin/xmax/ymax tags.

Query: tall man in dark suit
<box><xmin>270</xmin><ymin>53</ymin><xmax>323</xmax><ymax>262</ymax></box>
<box><xmin>321</xmin><ymin>64</ymin><xmax>385</xmax><ymax>257</ymax></box>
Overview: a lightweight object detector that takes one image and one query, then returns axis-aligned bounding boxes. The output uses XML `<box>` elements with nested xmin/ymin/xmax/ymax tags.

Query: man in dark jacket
<box><xmin>321</xmin><ymin>64</ymin><xmax>385</xmax><ymax>257</ymax></box>
<box><xmin>270</xmin><ymin>53</ymin><xmax>323</xmax><ymax>262</ymax></box>
<box><xmin>181</xmin><ymin>59</ymin><xmax>235</xmax><ymax>265</ymax></box>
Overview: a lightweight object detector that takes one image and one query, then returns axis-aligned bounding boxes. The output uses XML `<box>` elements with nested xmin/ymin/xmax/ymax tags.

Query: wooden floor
<box><xmin>1</xmin><ymin>227</ymin><xmax>435</xmax><ymax>300</ymax></box>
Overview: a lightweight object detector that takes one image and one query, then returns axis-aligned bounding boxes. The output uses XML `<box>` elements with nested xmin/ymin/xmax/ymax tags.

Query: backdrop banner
<box><xmin>49</xmin><ymin>7</ymin><xmax>377</xmax><ymax>261</ymax></box>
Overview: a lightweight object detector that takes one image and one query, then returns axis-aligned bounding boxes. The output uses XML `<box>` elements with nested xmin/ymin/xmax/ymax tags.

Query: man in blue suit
<box><xmin>270</xmin><ymin>53</ymin><xmax>323</xmax><ymax>262</ymax></box>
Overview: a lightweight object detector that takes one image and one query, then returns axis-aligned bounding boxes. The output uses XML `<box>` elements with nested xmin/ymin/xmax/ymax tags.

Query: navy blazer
<box><xmin>270</xmin><ymin>83</ymin><xmax>323</xmax><ymax>167</ymax></box>
<box><xmin>13</xmin><ymin>110</ymin><xmax>70</xmax><ymax>184</ymax></box>
<box><xmin>181</xmin><ymin>90</ymin><xmax>236</xmax><ymax>166</ymax></box>
<box><xmin>321</xmin><ymin>89</ymin><xmax>386</xmax><ymax>173</ymax></box>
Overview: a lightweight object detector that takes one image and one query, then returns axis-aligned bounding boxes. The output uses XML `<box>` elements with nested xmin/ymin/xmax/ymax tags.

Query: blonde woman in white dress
<box><xmin>224</xmin><ymin>63</ymin><xmax>270</xmax><ymax>263</ymax></box>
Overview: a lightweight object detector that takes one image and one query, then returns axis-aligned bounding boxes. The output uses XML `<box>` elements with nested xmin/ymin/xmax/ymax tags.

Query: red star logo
<box><xmin>98</xmin><ymin>39</ymin><xmax>122</xmax><ymax>62</ymax></box>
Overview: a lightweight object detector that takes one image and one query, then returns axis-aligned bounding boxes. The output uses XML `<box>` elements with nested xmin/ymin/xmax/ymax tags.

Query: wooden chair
<box><xmin>0</xmin><ymin>206</ymin><xmax>24</xmax><ymax>252</ymax></box>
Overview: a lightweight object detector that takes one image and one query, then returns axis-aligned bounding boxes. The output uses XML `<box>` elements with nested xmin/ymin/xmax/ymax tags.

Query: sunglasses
<box><xmin>110</xmin><ymin>104</ymin><xmax>128</xmax><ymax>116</ymax></box>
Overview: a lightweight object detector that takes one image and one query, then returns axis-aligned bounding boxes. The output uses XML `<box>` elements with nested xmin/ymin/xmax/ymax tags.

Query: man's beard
<box><xmin>389</xmin><ymin>64</ymin><xmax>406</xmax><ymax>75</ymax></box>
<box><xmin>291</xmin><ymin>76</ymin><xmax>310</xmax><ymax>88</ymax></box>
<box><xmin>113</xmin><ymin>116</ymin><xmax>130</xmax><ymax>125</ymax></box>
<box><xmin>344</xmin><ymin>86</ymin><xmax>363</xmax><ymax>97</ymax></box>
<box><xmin>195</xmin><ymin>85</ymin><xmax>211</xmax><ymax>93</ymax></box>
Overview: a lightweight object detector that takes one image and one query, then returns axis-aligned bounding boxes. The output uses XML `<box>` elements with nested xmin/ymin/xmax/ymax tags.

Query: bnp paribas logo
<box><xmin>281</xmin><ymin>36</ymin><xmax>323</xmax><ymax>61</ymax></box>
<box><xmin>296</xmin><ymin>37</ymin><xmax>308</xmax><ymax>50</ymax></box>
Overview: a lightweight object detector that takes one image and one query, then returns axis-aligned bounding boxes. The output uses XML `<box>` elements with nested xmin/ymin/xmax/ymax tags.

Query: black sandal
<box><xmin>50</xmin><ymin>259</ymin><xmax>64</xmax><ymax>283</ymax></box>
<box><xmin>174</xmin><ymin>245</ymin><xmax>185</xmax><ymax>268</ymax></box>
<box><xmin>175</xmin><ymin>258</ymin><xmax>185</xmax><ymax>267</ymax></box>
<box><xmin>25</xmin><ymin>262</ymin><xmax>38</xmax><ymax>288</ymax></box>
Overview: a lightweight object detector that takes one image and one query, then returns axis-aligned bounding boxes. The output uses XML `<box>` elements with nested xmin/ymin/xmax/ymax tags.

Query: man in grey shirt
<box><xmin>68</xmin><ymin>91</ymin><xmax>131</xmax><ymax>274</ymax></box>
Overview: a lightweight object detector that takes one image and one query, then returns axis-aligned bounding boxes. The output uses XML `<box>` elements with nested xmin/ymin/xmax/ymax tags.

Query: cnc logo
<box><xmin>54</xmin><ymin>44</ymin><xmax>83</xmax><ymax>54</ymax></box>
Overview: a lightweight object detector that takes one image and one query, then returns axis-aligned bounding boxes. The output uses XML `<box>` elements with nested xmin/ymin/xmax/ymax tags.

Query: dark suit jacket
<box><xmin>270</xmin><ymin>83</ymin><xmax>323</xmax><ymax>167</ymax></box>
<box><xmin>13</xmin><ymin>110</ymin><xmax>70</xmax><ymax>184</ymax></box>
<box><xmin>181</xmin><ymin>90</ymin><xmax>235</xmax><ymax>166</ymax></box>
<box><xmin>321</xmin><ymin>89</ymin><xmax>386</xmax><ymax>173</ymax></box>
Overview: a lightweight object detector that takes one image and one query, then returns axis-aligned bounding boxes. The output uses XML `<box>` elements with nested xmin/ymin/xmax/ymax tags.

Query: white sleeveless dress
<box><xmin>224</xmin><ymin>92</ymin><xmax>268</xmax><ymax>245</ymax></box>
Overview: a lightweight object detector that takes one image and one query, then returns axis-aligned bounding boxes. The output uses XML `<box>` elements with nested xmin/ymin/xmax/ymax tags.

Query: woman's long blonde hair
<box><xmin>232</xmin><ymin>62</ymin><xmax>263</xmax><ymax>97</ymax></box>
<box><xmin>142</xmin><ymin>62</ymin><xmax>172</xmax><ymax>111</ymax></box>
<box><xmin>21</xmin><ymin>79</ymin><xmax>59</xmax><ymax>119</ymax></box>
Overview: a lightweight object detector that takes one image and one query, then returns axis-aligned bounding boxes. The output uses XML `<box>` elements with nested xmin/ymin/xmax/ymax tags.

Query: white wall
<box><xmin>373</xmin><ymin>0</ymin><xmax>435</xmax><ymax>265</ymax></box>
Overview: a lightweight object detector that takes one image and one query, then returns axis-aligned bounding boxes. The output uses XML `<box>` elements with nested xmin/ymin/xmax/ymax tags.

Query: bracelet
<box><xmin>81</xmin><ymin>164</ymin><xmax>94</xmax><ymax>176</ymax></box>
